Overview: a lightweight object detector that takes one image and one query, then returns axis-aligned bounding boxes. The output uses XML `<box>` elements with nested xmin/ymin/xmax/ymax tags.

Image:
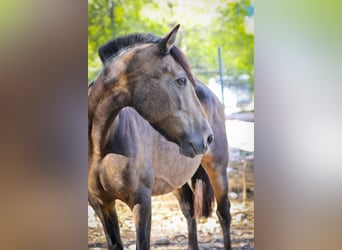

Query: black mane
<box><xmin>98</xmin><ymin>32</ymin><xmax>195</xmax><ymax>85</ymax></box>
<box><xmin>99</xmin><ymin>33</ymin><xmax>162</xmax><ymax>64</ymax></box>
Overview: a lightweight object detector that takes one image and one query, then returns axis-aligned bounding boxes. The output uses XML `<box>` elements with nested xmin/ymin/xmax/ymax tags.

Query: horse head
<box><xmin>127</xmin><ymin>25</ymin><xmax>214</xmax><ymax>157</ymax></box>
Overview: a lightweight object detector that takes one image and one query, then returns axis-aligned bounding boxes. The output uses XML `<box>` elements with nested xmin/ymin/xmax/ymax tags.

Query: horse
<box><xmin>88</xmin><ymin>25</ymin><xmax>231</xmax><ymax>250</ymax></box>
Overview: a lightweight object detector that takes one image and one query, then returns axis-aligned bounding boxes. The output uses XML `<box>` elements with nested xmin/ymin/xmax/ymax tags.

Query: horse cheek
<box><xmin>133</xmin><ymin>84</ymin><xmax>170</xmax><ymax>122</ymax></box>
<box><xmin>153</xmin><ymin>92</ymin><xmax>171</xmax><ymax>120</ymax></box>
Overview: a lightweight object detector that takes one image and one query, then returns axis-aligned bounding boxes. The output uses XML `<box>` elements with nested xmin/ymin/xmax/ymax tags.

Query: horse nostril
<box><xmin>207</xmin><ymin>134</ymin><xmax>214</xmax><ymax>146</ymax></box>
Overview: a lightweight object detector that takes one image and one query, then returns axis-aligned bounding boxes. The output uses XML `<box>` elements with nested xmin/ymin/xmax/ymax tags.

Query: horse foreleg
<box><xmin>173</xmin><ymin>184</ymin><xmax>199</xmax><ymax>250</ymax></box>
<box><xmin>131</xmin><ymin>186</ymin><xmax>152</xmax><ymax>250</ymax></box>
<box><xmin>204</xmin><ymin>167</ymin><xmax>232</xmax><ymax>250</ymax></box>
<box><xmin>88</xmin><ymin>195</ymin><xmax>123</xmax><ymax>250</ymax></box>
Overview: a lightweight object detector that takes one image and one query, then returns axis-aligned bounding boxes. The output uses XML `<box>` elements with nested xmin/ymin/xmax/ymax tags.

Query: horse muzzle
<box><xmin>180</xmin><ymin>132</ymin><xmax>214</xmax><ymax>158</ymax></box>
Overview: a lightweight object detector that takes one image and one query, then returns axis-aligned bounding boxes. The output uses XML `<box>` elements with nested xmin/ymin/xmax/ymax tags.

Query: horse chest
<box><xmin>151</xmin><ymin>142</ymin><xmax>202</xmax><ymax>195</ymax></box>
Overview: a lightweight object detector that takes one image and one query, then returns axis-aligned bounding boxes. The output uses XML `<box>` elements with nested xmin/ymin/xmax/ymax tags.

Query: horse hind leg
<box><xmin>215</xmin><ymin>187</ymin><xmax>231</xmax><ymax>250</ymax></box>
<box><xmin>88</xmin><ymin>195</ymin><xmax>123</xmax><ymax>250</ymax></box>
<box><xmin>202</xmin><ymin>161</ymin><xmax>232</xmax><ymax>250</ymax></box>
<box><xmin>173</xmin><ymin>183</ymin><xmax>199</xmax><ymax>250</ymax></box>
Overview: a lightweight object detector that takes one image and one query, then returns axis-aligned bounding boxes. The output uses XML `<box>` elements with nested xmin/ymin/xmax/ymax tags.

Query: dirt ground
<box><xmin>88</xmin><ymin>149</ymin><xmax>254</xmax><ymax>250</ymax></box>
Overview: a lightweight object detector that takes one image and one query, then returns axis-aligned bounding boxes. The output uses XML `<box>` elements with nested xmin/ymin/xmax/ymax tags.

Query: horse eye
<box><xmin>176</xmin><ymin>77</ymin><xmax>187</xmax><ymax>86</ymax></box>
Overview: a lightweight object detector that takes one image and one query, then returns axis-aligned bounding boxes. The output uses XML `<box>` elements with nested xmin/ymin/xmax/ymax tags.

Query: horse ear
<box><xmin>159</xmin><ymin>24</ymin><xmax>180</xmax><ymax>55</ymax></box>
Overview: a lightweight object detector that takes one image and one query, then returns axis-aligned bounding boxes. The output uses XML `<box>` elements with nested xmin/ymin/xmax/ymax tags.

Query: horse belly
<box><xmin>151</xmin><ymin>140</ymin><xmax>202</xmax><ymax>195</ymax></box>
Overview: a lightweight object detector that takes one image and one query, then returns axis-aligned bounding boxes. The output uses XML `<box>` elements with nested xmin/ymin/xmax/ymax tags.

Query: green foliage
<box><xmin>213</xmin><ymin>0</ymin><xmax>254</xmax><ymax>86</ymax></box>
<box><xmin>88</xmin><ymin>0</ymin><xmax>254</xmax><ymax>87</ymax></box>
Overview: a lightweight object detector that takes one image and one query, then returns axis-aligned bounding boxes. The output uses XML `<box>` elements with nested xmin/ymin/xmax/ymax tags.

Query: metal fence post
<box><xmin>218</xmin><ymin>47</ymin><xmax>224</xmax><ymax>106</ymax></box>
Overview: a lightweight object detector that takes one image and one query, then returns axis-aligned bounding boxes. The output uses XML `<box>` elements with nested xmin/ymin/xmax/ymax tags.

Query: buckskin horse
<box><xmin>88</xmin><ymin>25</ymin><xmax>231</xmax><ymax>250</ymax></box>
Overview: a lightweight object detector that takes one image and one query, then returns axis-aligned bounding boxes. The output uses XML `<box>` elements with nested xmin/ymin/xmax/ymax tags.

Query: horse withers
<box><xmin>88</xmin><ymin>25</ymin><xmax>222</xmax><ymax>250</ymax></box>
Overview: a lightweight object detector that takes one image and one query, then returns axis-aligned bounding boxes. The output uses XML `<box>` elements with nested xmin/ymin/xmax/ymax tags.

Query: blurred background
<box><xmin>88</xmin><ymin>0</ymin><xmax>254</xmax><ymax>249</ymax></box>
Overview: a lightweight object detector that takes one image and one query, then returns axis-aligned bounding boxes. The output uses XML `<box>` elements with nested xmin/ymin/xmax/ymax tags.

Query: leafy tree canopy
<box><xmin>88</xmin><ymin>0</ymin><xmax>254</xmax><ymax>88</ymax></box>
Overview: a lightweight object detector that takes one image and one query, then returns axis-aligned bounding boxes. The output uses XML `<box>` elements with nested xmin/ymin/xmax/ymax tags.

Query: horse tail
<box><xmin>191</xmin><ymin>165</ymin><xmax>215</xmax><ymax>219</ymax></box>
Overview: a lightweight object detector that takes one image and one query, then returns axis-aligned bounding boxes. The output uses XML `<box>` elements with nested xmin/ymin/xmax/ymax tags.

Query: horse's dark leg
<box><xmin>88</xmin><ymin>194</ymin><xmax>123</xmax><ymax>250</ymax></box>
<box><xmin>131</xmin><ymin>186</ymin><xmax>152</xmax><ymax>250</ymax></box>
<box><xmin>173</xmin><ymin>184</ymin><xmax>199</xmax><ymax>250</ymax></box>
<box><xmin>202</xmin><ymin>162</ymin><xmax>232</xmax><ymax>250</ymax></box>
<box><xmin>216</xmin><ymin>189</ymin><xmax>231</xmax><ymax>250</ymax></box>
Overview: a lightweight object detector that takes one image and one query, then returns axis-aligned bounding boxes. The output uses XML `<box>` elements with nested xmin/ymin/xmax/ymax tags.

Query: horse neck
<box><xmin>88</xmin><ymin>63</ymin><xmax>132</xmax><ymax>160</ymax></box>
